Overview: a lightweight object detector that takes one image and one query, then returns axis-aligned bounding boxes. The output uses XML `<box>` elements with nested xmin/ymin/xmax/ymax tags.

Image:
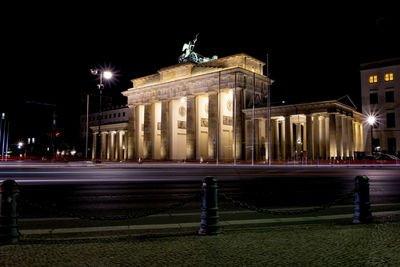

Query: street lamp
<box><xmin>91</xmin><ymin>68</ymin><xmax>113</xmax><ymax>162</ymax></box>
<box><xmin>17</xmin><ymin>141</ymin><xmax>24</xmax><ymax>159</ymax></box>
<box><xmin>17</xmin><ymin>142</ymin><xmax>23</xmax><ymax>149</ymax></box>
<box><xmin>367</xmin><ymin>115</ymin><xmax>376</xmax><ymax>155</ymax></box>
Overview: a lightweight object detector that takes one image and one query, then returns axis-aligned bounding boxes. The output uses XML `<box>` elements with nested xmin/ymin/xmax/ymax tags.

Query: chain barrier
<box><xmin>19</xmin><ymin>192</ymin><xmax>202</xmax><ymax>221</ymax></box>
<box><xmin>219</xmin><ymin>190</ymin><xmax>355</xmax><ymax>216</ymax></box>
<box><xmin>17</xmin><ymin>178</ymin><xmax>377</xmax><ymax>221</ymax></box>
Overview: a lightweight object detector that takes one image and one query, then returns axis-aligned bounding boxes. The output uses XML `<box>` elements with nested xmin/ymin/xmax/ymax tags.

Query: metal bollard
<box><xmin>0</xmin><ymin>180</ymin><xmax>20</xmax><ymax>244</ymax></box>
<box><xmin>353</xmin><ymin>175</ymin><xmax>372</xmax><ymax>224</ymax></box>
<box><xmin>199</xmin><ymin>176</ymin><xmax>221</xmax><ymax>235</ymax></box>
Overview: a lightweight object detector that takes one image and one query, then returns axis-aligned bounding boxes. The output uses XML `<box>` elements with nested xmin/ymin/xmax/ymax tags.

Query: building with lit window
<box><xmin>88</xmin><ymin>53</ymin><xmax>364</xmax><ymax>162</ymax></box>
<box><xmin>360</xmin><ymin>57</ymin><xmax>400</xmax><ymax>155</ymax></box>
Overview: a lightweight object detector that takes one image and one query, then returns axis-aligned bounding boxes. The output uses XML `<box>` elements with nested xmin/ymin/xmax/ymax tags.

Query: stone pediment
<box><xmin>336</xmin><ymin>95</ymin><xmax>358</xmax><ymax>110</ymax></box>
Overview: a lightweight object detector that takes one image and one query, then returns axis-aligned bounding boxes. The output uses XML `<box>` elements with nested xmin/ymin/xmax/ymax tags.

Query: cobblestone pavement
<box><xmin>1</xmin><ymin>221</ymin><xmax>400</xmax><ymax>266</ymax></box>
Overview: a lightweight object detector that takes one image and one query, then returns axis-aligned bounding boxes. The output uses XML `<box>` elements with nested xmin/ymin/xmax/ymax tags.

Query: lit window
<box><xmin>384</xmin><ymin>73</ymin><xmax>393</xmax><ymax>81</ymax></box>
<box><xmin>369</xmin><ymin>75</ymin><xmax>378</xmax><ymax>83</ymax></box>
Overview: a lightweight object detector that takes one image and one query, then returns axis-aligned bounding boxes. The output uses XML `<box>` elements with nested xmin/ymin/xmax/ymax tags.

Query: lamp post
<box><xmin>90</xmin><ymin>68</ymin><xmax>113</xmax><ymax>162</ymax></box>
<box><xmin>17</xmin><ymin>141</ymin><xmax>24</xmax><ymax>159</ymax></box>
<box><xmin>367</xmin><ymin>115</ymin><xmax>376</xmax><ymax>155</ymax></box>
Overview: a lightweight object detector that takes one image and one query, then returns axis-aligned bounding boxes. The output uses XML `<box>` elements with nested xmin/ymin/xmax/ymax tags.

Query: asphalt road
<box><xmin>1</xmin><ymin>162</ymin><xmax>400</xmax><ymax>220</ymax></box>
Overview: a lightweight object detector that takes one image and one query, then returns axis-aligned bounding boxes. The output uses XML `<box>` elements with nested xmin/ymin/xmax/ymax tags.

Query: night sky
<box><xmin>1</xmin><ymin>3</ymin><xmax>399</xmax><ymax>149</ymax></box>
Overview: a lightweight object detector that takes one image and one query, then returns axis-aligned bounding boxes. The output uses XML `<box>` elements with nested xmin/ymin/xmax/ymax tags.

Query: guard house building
<box><xmin>243</xmin><ymin>97</ymin><xmax>364</xmax><ymax>161</ymax></box>
<box><xmin>95</xmin><ymin>53</ymin><xmax>364</xmax><ymax>162</ymax></box>
<box><xmin>87</xmin><ymin>105</ymin><xmax>129</xmax><ymax>161</ymax></box>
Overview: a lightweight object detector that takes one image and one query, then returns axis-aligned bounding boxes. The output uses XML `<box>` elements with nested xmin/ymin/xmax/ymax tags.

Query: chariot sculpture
<box><xmin>178</xmin><ymin>34</ymin><xmax>218</xmax><ymax>64</ymax></box>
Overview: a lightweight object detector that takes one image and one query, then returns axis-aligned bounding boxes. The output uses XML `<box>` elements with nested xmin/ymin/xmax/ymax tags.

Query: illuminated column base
<box><xmin>186</xmin><ymin>96</ymin><xmax>196</xmax><ymax>160</ymax></box>
<box><xmin>160</xmin><ymin>100</ymin><xmax>170</xmax><ymax>160</ymax></box>
<box><xmin>127</xmin><ymin>105</ymin><xmax>136</xmax><ymax>160</ymax></box>
<box><xmin>92</xmin><ymin>132</ymin><xmax>97</xmax><ymax>160</ymax></box>
<box><xmin>208</xmin><ymin>92</ymin><xmax>218</xmax><ymax>160</ymax></box>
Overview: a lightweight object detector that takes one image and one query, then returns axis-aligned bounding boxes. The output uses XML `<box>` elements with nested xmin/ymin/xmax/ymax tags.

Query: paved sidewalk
<box><xmin>19</xmin><ymin>210</ymin><xmax>400</xmax><ymax>236</ymax></box>
<box><xmin>1</xmin><ymin>218</ymin><xmax>399</xmax><ymax>266</ymax></box>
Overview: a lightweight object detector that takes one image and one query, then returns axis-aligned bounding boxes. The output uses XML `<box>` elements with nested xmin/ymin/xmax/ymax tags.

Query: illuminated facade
<box><xmin>360</xmin><ymin>58</ymin><xmax>400</xmax><ymax>155</ymax></box>
<box><xmin>90</xmin><ymin>53</ymin><xmax>364</xmax><ymax>161</ymax></box>
<box><xmin>121</xmin><ymin>54</ymin><xmax>268</xmax><ymax>161</ymax></box>
<box><xmin>243</xmin><ymin>98</ymin><xmax>364</xmax><ymax>161</ymax></box>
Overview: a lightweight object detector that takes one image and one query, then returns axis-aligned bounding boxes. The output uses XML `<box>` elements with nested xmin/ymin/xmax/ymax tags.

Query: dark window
<box><xmin>372</xmin><ymin>138</ymin><xmax>380</xmax><ymax>148</ymax></box>
<box><xmin>118</xmin><ymin>113</ymin><xmax>121</xmax><ymax>117</ymax></box>
<box><xmin>385</xmin><ymin>91</ymin><xmax>394</xmax><ymax>102</ymax></box>
<box><xmin>370</xmin><ymin>93</ymin><xmax>378</xmax><ymax>104</ymax></box>
<box><xmin>123</xmin><ymin>112</ymin><xmax>126</xmax><ymax>117</ymax></box>
<box><xmin>388</xmin><ymin>138</ymin><xmax>396</xmax><ymax>153</ymax></box>
<box><xmin>387</xmin><ymin>113</ymin><xmax>395</xmax><ymax>128</ymax></box>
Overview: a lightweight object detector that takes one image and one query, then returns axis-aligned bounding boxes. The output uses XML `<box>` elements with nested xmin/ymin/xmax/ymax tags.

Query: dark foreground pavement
<box><xmin>1</xmin><ymin>215</ymin><xmax>399</xmax><ymax>266</ymax></box>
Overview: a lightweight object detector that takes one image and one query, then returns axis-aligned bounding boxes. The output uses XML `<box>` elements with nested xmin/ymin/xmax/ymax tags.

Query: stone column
<box><xmin>335</xmin><ymin>115</ymin><xmax>343</xmax><ymax>159</ymax></box>
<box><xmin>119</xmin><ymin>131</ymin><xmax>124</xmax><ymax>161</ymax></box>
<box><xmin>115</xmin><ymin>130</ymin><xmax>121</xmax><ymax>161</ymax></box>
<box><xmin>101</xmin><ymin>132</ymin><xmax>107</xmax><ymax>160</ymax></box>
<box><xmin>306</xmin><ymin>114</ymin><xmax>313</xmax><ymax>160</ymax></box>
<box><xmin>274</xmin><ymin>120</ymin><xmax>281</xmax><ymax>160</ymax></box>
<box><xmin>143</xmin><ymin>103</ymin><xmax>152</xmax><ymax>159</ymax></box>
<box><xmin>325</xmin><ymin>117</ymin><xmax>330</xmax><ymax>159</ymax></box>
<box><xmin>295</xmin><ymin>123</ymin><xmax>301</xmax><ymax>158</ymax></box>
<box><xmin>342</xmin><ymin>116</ymin><xmax>348</xmax><ymax>158</ymax></box>
<box><xmin>313</xmin><ymin>115</ymin><xmax>320</xmax><ymax>159</ymax></box>
<box><xmin>284</xmin><ymin>115</ymin><xmax>291</xmax><ymax>160</ymax></box>
<box><xmin>113</xmin><ymin>131</ymin><xmax>118</xmax><ymax>161</ymax></box>
<box><xmin>279</xmin><ymin>121</ymin><xmax>285</xmax><ymax>160</ymax></box>
<box><xmin>160</xmin><ymin>100</ymin><xmax>170</xmax><ymax>160</ymax></box>
<box><xmin>92</xmin><ymin>132</ymin><xmax>97</xmax><ymax>160</ymax></box>
<box><xmin>245</xmin><ymin>119</ymin><xmax>252</xmax><ymax>160</ymax></box>
<box><xmin>233</xmin><ymin>88</ymin><xmax>242</xmax><ymax>160</ymax></box>
<box><xmin>270</xmin><ymin>119</ymin><xmax>276</xmax><ymax>160</ymax></box>
<box><xmin>208</xmin><ymin>92</ymin><xmax>218</xmax><ymax>160</ymax></box>
<box><xmin>348</xmin><ymin>117</ymin><xmax>354</xmax><ymax>159</ymax></box>
<box><xmin>127</xmin><ymin>105</ymin><xmax>136</xmax><ymax>160</ymax></box>
<box><xmin>109</xmin><ymin>132</ymin><xmax>115</xmax><ymax>161</ymax></box>
<box><xmin>123</xmin><ymin>131</ymin><xmax>128</xmax><ymax>160</ymax></box>
<box><xmin>186</xmin><ymin>96</ymin><xmax>196</xmax><ymax>160</ymax></box>
<box><xmin>320</xmin><ymin>116</ymin><xmax>326</xmax><ymax>159</ymax></box>
<box><xmin>328</xmin><ymin>113</ymin><xmax>337</xmax><ymax>159</ymax></box>
<box><xmin>359</xmin><ymin>123</ymin><xmax>364</xmax><ymax>153</ymax></box>
<box><xmin>254</xmin><ymin>119</ymin><xmax>260</xmax><ymax>160</ymax></box>
<box><xmin>353</xmin><ymin>122</ymin><xmax>358</xmax><ymax>152</ymax></box>
<box><xmin>355</xmin><ymin>122</ymin><xmax>364</xmax><ymax>152</ymax></box>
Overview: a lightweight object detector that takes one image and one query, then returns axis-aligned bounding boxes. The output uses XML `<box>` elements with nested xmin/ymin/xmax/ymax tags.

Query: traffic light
<box><xmin>55</xmin><ymin>132</ymin><xmax>60</xmax><ymax>137</ymax></box>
